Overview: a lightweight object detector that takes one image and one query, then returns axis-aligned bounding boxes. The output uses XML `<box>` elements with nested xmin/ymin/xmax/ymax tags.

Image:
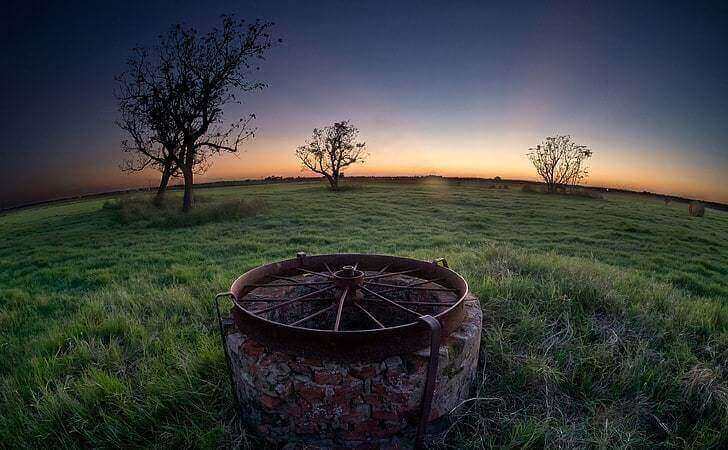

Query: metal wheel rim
<box><xmin>228</xmin><ymin>253</ymin><xmax>469</xmax><ymax>359</ymax></box>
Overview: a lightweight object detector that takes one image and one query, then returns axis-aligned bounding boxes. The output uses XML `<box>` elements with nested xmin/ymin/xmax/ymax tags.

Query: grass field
<box><xmin>1</xmin><ymin>181</ymin><xmax>727</xmax><ymax>448</ymax></box>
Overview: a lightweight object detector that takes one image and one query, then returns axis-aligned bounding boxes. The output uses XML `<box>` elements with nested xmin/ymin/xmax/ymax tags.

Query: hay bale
<box><xmin>688</xmin><ymin>201</ymin><xmax>705</xmax><ymax>217</ymax></box>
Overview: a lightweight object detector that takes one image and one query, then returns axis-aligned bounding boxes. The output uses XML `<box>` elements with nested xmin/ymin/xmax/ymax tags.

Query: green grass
<box><xmin>1</xmin><ymin>181</ymin><xmax>727</xmax><ymax>448</ymax></box>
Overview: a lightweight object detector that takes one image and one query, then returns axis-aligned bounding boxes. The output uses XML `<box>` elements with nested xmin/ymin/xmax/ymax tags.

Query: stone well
<box><xmin>224</xmin><ymin>294</ymin><xmax>482</xmax><ymax>448</ymax></box>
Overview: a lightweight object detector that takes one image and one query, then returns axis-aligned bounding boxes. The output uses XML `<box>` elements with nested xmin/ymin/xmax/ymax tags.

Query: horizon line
<box><xmin>2</xmin><ymin>175</ymin><xmax>726</xmax><ymax>215</ymax></box>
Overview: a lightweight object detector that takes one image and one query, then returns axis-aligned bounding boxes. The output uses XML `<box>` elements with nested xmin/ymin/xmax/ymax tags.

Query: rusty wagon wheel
<box><xmin>227</xmin><ymin>253</ymin><xmax>468</xmax><ymax>360</ymax></box>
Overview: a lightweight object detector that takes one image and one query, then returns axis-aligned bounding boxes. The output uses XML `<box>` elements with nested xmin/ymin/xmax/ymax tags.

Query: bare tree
<box><xmin>295</xmin><ymin>121</ymin><xmax>367</xmax><ymax>191</ymax></box>
<box><xmin>117</xmin><ymin>15</ymin><xmax>278</xmax><ymax>211</ymax></box>
<box><xmin>527</xmin><ymin>135</ymin><xmax>593</xmax><ymax>193</ymax></box>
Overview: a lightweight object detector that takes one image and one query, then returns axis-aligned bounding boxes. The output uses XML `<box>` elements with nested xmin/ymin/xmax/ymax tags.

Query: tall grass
<box><xmin>435</xmin><ymin>245</ymin><xmax>727</xmax><ymax>449</ymax></box>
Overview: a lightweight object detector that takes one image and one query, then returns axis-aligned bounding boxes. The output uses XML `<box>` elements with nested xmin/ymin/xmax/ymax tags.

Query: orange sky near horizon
<box><xmin>108</xmin><ymin>130</ymin><xmax>727</xmax><ymax>205</ymax></box>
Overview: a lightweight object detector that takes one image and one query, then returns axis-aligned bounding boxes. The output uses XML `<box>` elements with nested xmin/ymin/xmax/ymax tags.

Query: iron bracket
<box><xmin>214</xmin><ymin>291</ymin><xmax>241</xmax><ymax>415</ymax></box>
<box><xmin>296</xmin><ymin>251</ymin><xmax>307</xmax><ymax>264</ymax></box>
<box><xmin>432</xmin><ymin>257</ymin><xmax>449</xmax><ymax>268</ymax></box>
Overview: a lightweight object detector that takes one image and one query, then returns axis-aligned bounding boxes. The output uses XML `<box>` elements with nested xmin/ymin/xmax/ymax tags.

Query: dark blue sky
<box><xmin>2</xmin><ymin>0</ymin><xmax>727</xmax><ymax>206</ymax></box>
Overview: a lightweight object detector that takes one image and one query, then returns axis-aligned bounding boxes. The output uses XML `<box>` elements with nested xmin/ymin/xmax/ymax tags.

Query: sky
<box><xmin>1</xmin><ymin>0</ymin><xmax>727</xmax><ymax>207</ymax></box>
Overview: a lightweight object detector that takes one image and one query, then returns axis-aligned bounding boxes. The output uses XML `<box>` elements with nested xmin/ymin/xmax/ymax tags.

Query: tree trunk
<box><xmin>153</xmin><ymin>165</ymin><xmax>172</xmax><ymax>206</ymax></box>
<box><xmin>325</xmin><ymin>174</ymin><xmax>338</xmax><ymax>191</ymax></box>
<box><xmin>181</xmin><ymin>165</ymin><xmax>194</xmax><ymax>212</ymax></box>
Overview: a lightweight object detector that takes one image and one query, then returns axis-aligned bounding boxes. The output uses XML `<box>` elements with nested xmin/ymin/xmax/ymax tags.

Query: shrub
<box><xmin>689</xmin><ymin>201</ymin><xmax>705</xmax><ymax>217</ymax></box>
<box><xmin>519</xmin><ymin>184</ymin><xmax>603</xmax><ymax>199</ymax></box>
<box><xmin>567</xmin><ymin>187</ymin><xmax>605</xmax><ymax>200</ymax></box>
<box><xmin>521</xmin><ymin>183</ymin><xmax>543</xmax><ymax>193</ymax></box>
<box><xmin>104</xmin><ymin>195</ymin><xmax>266</xmax><ymax>228</ymax></box>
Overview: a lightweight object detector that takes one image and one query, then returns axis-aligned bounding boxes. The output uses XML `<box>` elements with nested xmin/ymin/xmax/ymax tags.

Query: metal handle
<box><xmin>214</xmin><ymin>292</ymin><xmax>241</xmax><ymax>415</ymax></box>
<box><xmin>415</xmin><ymin>314</ymin><xmax>442</xmax><ymax>449</ymax></box>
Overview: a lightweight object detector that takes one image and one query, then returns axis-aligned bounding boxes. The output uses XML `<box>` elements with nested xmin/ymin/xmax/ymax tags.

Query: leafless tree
<box><xmin>527</xmin><ymin>135</ymin><xmax>593</xmax><ymax>193</ymax></box>
<box><xmin>116</xmin><ymin>15</ymin><xmax>277</xmax><ymax>211</ymax></box>
<box><xmin>295</xmin><ymin>121</ymin><xmax>367</xmax><ymax>191</ymax></box>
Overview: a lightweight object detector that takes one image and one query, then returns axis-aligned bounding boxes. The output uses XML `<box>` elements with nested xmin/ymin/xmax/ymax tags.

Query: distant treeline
<box><xmin>2</xmin><ymin>175</ymin><xmax>727</xmax><ymax>214</ymax></box>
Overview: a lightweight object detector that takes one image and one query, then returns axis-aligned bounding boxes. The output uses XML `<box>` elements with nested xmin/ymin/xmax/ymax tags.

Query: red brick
<box><xmin>333</xmin><ymin>383</ymin><xmax>359</xmax><ymax>399</ymax></box>
<box><xmin>362</xmin><ymin>393</ymin><xmax>383</xmax><ymax>407</ymax></box>
<box><xmin>313</xmin><ymin>369</ymin><xmax>342</xmax><ymax>384</ymax></box>
<box><xmin>288</xmin><ymin>360</ymin><xmax>313</xmax><ymax>376</ymax></box>
<box><xmin>372</xmin><ymin>408</ymin><xmax>399</xmax><ymax>421</ymax></box>
<box><xmin>294</xmin><ymin>381</ymin><xmax>326</xmax><ymax>401</ymax></box>
<box><xmin>241</xmin><ymin>339</ymin><xmax>266</xmax><ymax>357</ymax></box>
<box><xmin>372</xmin><ymin>382</ymin><xmax>387</xmax><ymax>395</ymax></box>
<box><xmin>260</xmin><ymin>394</ymin><xmax>281</xmax><ymax>409</ymax></box>
<box><xmin>349</xmin><ymin>365</ymin><xmax>377</xmax><ymax>378</ymax></box>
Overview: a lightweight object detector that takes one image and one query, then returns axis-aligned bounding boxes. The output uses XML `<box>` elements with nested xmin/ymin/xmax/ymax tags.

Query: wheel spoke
<box><xmin>297</xmin><ymin>268</ymin><xmax>336</xmax><ymax>279</ymax></box>
<box><xmin>270</xmin><ymin>275</ymin><xmax>310</xmax><ymax>284</ymax></box>
<box><xmin>365</xmin><ymin>269</ymin><xmax>420</xmax><ymax>280</ymax></box>
<box><xmin>360</xmin><ymin>286</ymin><xmax>422</xmax><ymax>318</ymax></box>
<box><xmin>289</xmin><ymin>304</ymin><xmax>336</xmax><ymax>326</ymax></box>
<box><xmin>365</xmin><ymin>281</ymin><xmax>454</xmax><ymax>292</ymax></box>
<box><xmin>364</xmin><ymin>298</ymin><xmax>455</xmax><ymax>307</ymax></box>
<box><xmin>324</xmin><ymin>262</ymin><xmax>334</xmax><ymax>274</ymax></box>
<box><xmin>245</xmin><ymin>298</ymin><xmax>332</xmax><ymax>303</ymax></box>
<box><xmin>333</xmin><ymin>287</ymin><xmax>349</xmax><ymax>331</ymax></box>
<box><xmin>371</xmin><ymin>277</ymin><xmax>444</xmax><ymax>294</ymax></box>
<box><xmin>252</xmin><ymin>285</ymin><xmax>335</xmax><ymax>315</ymax></box>
<box><xmin>354</xmin><ymin>302</ymin><xmax>385</xmax><ymax>329</ymax></box>
<box><xmin>376</xmin><ymin>263</ymin><xmax>392</xmax><ymax>274</ymax></box>
<box><xmin>248</xmin><ymin>281</ymin><xmax>332</xmax><ymax>288</ymax></box>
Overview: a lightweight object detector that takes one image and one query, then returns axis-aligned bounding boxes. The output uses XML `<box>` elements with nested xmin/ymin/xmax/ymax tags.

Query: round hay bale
<box><xmin>688</xmin><ymin>201</ymin><xmax>705</xmax><ymax>217</ymax></box>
